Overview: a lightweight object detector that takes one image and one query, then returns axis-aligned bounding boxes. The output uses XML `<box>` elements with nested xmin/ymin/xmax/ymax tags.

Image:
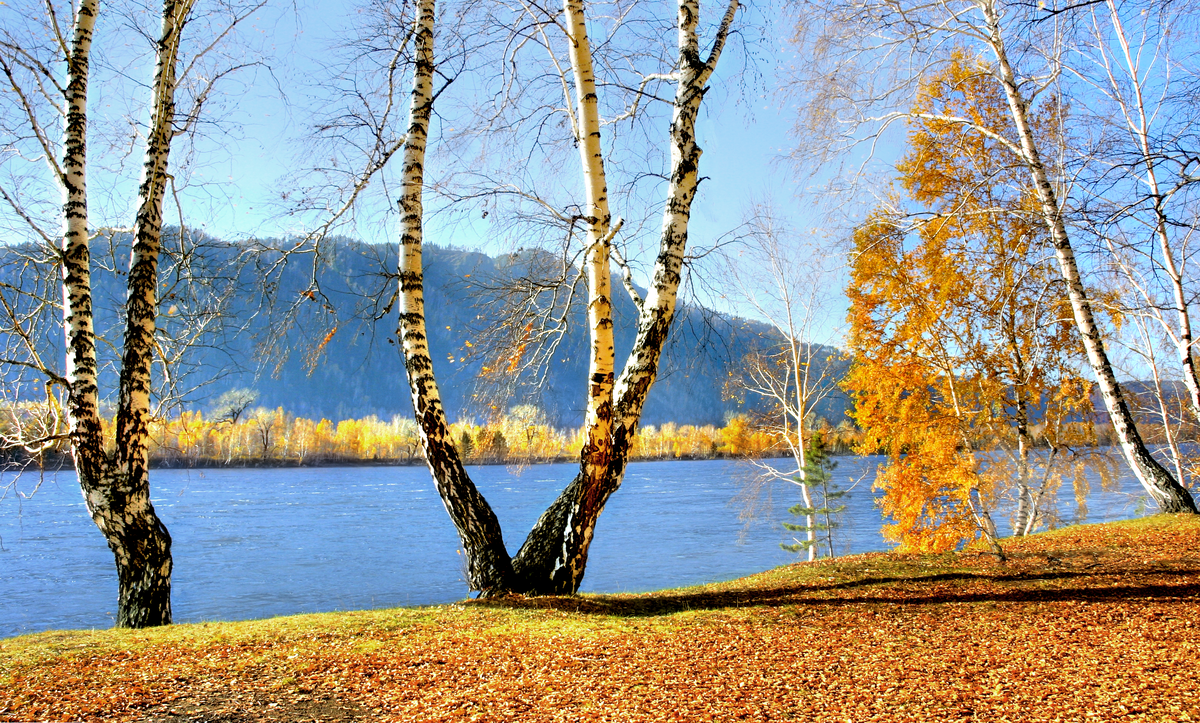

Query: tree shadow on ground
<box><xmin>471</xmin><ymin>563</ymin><xmax>1200</xmax><ymax>617</ymax></box>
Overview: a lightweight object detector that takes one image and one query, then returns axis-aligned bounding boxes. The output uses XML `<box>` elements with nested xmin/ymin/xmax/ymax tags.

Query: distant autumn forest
<box><xmin>1</xmin><ymin>395</ymin><xmax>1158</xmax><ymax>469</ymax></box>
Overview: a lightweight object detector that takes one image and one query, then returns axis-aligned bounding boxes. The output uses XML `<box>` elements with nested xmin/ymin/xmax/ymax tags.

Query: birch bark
<box><xmin>793</xmin><ymin>415</ymin><xmax>817</xmax><ymax>562</ymax></box>
<box><xmin>1004</xmin><ymin>310</ymin><xmax>1035</xmax><ymax>535</ymax></box>
<box><xmin>395</xmin><ymin>0</ymin><xmax>515</xmax><ymax>595</ymax></box>
<box><xmin>104</xmin><ymin>0</ymin><xmax>197</xmax><ymax>627</ymax></box>
<box><xmin>1102</xmin><ymin>0</ymin><xmax>1200</xmax><ymax>425</ymax></box>
<box><xmin>980</xmin><ymin>0</ymin><xmax>1196</xmax><ymax>513</ymax></box>
<box><xmin>548</xmin><ymin>0</ymin><xmax>617</xmax><ymax>593</ymax></box>
<box><xmin>55</xmin><ymin>0</ymin><xmax>190</xmax><ymax>627</ymax></box>
<box><xmin>1011</xmin><ymin>384</ymin><xmax>1035</xmax><ymax>534</ymax></box>
<box><xmin>386</xmin><ymin>0</ymin><xmax>738</xmax><ymax>596</ymax></box>
<box><xmin>60</xmin><ymin>0</ymin><xmax>105</xmax><ymax>488</ymax></box>
<box><xmin>511</xmin><ymin>0</ymin><xmax>739</xmax><ymax>594</ymax></box>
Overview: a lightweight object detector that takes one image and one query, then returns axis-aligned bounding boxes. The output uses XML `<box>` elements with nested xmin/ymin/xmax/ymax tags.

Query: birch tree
<box><xmin>794</xmin><ymin>0</ymin><xmax>1197</xmax><ymax>513</ymax></box>
<box><xmin>845</xmin><ymin>55</ymin><xmax>1101</xmax><ymax>548</ymax></box>
<box><xmin>1</xmin><ymin>0</ymin><xmax>266</xmax><ymax>626</ymax></box>
<box><xmin>721</xmin><ymin>205</ymin><xmax>845</xmax><ymax>561</ymax></box>
<box><xmin>515</xmin><ymin>0</ymin><xmax>739</xmax><ymax>593</ymax></box>
<box><xmin>1074</xmin><ymin>0</ymin><xmax>1200</xmax><ymax>413</ymax></box>
<box><xmin>353</xmin><ymin>0</ymin><xmax>740</xmax><ymax>594</ymax></box>
<box><xmin>1066</xmin><ymin>0</ymin><xmax>1200</xmax><ymax>488</ymax></box>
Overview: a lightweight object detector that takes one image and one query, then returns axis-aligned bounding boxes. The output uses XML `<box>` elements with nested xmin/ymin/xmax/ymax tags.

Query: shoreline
<box><xmin>4</xmin><ymin>450</ymin><xmax>796</xmax><ymax>473</ymax></box>
<box><xmin>4</xmin><ymin>515</ymin><xmax>1196</xmax><ymax>723</ymax></box>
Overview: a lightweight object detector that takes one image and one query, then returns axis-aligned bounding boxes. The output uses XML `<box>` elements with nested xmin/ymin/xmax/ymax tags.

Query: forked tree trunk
<box><xmin>511</xmin><ymin>0</ymin><xmax>739</xmax><ymax>593</ymax></box>
<box><xmin>395</xmin><ymin>0</ymin><xmax>738</xmax><ymax>596</ymax></box>
<box><xmin>982</xmin><ymin>1</ymin><xmax>1196</xmax><ymax>514</ymax></box>
<box><xmin>88</xmin><ymin>470</ymin><xmax>174</xmax><ymax>628</ymax></box>
<box><xmin>63</xmin><ymin>0</ymin><xmax>191</xmax><ymax>628</ymax></box>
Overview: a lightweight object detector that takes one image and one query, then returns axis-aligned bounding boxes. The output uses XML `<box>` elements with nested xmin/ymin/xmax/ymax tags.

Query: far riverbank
<box><xmin>3</xmin><ymin>449</ymin><xmax>797</xmax><ymax>473</ymax></box>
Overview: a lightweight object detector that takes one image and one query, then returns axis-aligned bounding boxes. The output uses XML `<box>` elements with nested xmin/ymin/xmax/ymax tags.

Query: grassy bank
<box><xmin>3</xmin><ymin>515</ymin><xmax>1199</xmax><ymax>722</ymax></box>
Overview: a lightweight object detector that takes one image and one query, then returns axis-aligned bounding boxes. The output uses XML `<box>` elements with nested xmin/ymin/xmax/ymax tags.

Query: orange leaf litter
<box><xmin>2</xmin><ymin>515</ymin><xmax>1198</xmax><ymax>722</ymax></box>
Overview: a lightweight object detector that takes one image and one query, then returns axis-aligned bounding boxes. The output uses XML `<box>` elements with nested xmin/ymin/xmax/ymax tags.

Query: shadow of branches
<box><xmin>471</xmin><ymin>559</ymin><xmax>1200</xmax><ymax>617</ymax></box>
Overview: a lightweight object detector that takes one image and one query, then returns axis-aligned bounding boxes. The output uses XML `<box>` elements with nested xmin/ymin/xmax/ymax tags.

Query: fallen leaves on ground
<box><xmin>2</xmin><ymin>514</ymin><xmax>1199</xmax><ymax>722</ymax></box>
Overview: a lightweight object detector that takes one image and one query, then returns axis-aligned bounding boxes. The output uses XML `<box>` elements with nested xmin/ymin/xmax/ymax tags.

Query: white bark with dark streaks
<box><xmin>981</xmin><ymin>1</ymin><xmax>1195</xmax><ymax>513</ymax></box>
<box><xmin>106</xmin><ymin>0</ymin><xmax>193</xmax><ymax>627</ymax></box>
<box><xmin>516</xmin><ymin>0</ymin><xmax>620</xmax><ymax>594</ymax></box>
<box><xmin>62</xmin><ymin>0</ymin><xmax>190</xmax><ymax>628</ymax></box>
<box><xmin>60</xmin><ymin>0</ymin><xmax>104</xmax><ymax>486</ymax></box>
<box><xmin>395</xmin><ymin>0</ymin><xmax>514</xmax><ymax>594</ymax></box>
<box><xmin>511</xmin><ymin>0</ymin><xmax>739</xmax><ymax>594</ymax></box>
<box><xmin>1102</xmin><ymin>0</ymin><xmax>1200</xmax><ymax>426</ymax></box>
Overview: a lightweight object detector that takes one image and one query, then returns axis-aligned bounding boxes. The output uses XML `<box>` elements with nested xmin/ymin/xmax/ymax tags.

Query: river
<box><xmin>0</xmin><ymin>456</ymin><xmax>1152</xmax><ymax>637</ymax></box>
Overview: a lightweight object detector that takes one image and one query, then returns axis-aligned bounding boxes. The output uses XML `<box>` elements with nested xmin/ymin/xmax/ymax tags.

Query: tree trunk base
<box><xmin>112</xmin><ymin>517</ymin><xmax>173</xmax><ymax>628</ymax></box>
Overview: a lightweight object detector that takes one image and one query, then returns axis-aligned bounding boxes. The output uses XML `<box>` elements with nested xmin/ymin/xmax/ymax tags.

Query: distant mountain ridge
<box><xmin>0</xmin><ymin>236</ymin><xmax>853</xmax><ymax>427</ymax></box>
<box><xmin>224</xmin><ymin>240</ymin><xmax>853</xmax><ymax>427</ymax></box>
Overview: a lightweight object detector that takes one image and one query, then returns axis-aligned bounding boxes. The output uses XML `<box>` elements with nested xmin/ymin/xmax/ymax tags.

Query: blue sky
<box><xmin>0</xmin><ymin>0</ymin><xmax>872</xmax><ymax>344</ymax></box>
<box><xmin>159</xmin><ymin>0</ymin><xmax>857</xmax><ymax>339</ymax></box>
<box><xmin>176</xmin><ymin>2</ymin><xmax>813</xmax><ymax>242</ymax></box>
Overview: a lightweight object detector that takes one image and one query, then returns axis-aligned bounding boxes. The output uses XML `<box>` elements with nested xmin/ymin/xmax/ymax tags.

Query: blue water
<box><xmin>0</xmin><ymin>456</ymin><xmax>1153</xmax><ymax>637</ymax></box>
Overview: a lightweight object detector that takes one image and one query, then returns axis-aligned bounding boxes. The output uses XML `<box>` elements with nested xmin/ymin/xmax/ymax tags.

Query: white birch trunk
<box><xmin>507</xmin><ymin>0</ymin><xmax>618</xmax><ymax>594</ymax></box>
<box><xmin>60</xmin><ymin>0</ymin><xmax>105</xmax><ymax>486</ymax></box>
<box><xmin>565</xmin><ymin>0</ymin><xmax>616</xmax><ymax>589</ymax></box>
<box><xmin>1162</xmin><ymin>233</ymin><xmax>1200</xmax><ymax>424</ymax></box>
<box><xmin>1011</xmin><ymin>406</ymin><xmax>1034</xmax><ymax>536</ymax></box>
<box><xmin>116</xmin><ymin>0</ymin><xmax>189</xmax><ymax>481</ymax></box>
<box><xmin>611</xmin><ymin>0</ymin><xmax>737</xmax><ymax>434</ymax></box>
<box><xmin>791</xmin><ymin>341</ymin><xmax>816</xmax><ymax>561</ymax></box>
<box><xmin>394</xmin><ymin>0</ymin><xmax>515</xmax><ymax>594</ymax></box>
<box><xmin>1005</xmin><ymin>312</ymin><xmax>1035</xmax><ymax>535</ymax></box>
<box><xmin>511</xmin><ymin>0</ymin><xmax>739</xmax><ymax>593</ymax></box>
<box><xmin>387</xmin><ymin>0</ymin><xmax>738</xmax><ymax>596</ymax></box>
<box><xmin>981</xmin><ymin>0</ymin><xmax>1196</xmax><ymax>513</ymax></box>
<box><xmin>1104</xmin><ymin>0</ymin><xmax>1200</xmax><ymax>425</ymax></box>
<box><xmin>59</xmin><ymin>0</ymin><xmax>185</xmax><ymax>627</ymax></box>
<box><xmin>796</xmin><ymin>466</ymin><xmax>817</xmax><ymax>562</ymax></box>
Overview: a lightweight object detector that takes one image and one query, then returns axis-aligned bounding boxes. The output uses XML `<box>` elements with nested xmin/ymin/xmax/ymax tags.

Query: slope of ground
<box><xmin>2</xmin><ymin>514</ymin><xmax>1198</xmax><ymax>722</ymax></box>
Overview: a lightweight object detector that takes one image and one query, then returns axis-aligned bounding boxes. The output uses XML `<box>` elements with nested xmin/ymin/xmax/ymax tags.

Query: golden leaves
<box><xmin>846</xmin><ymin>52</ymin><xmax>1088</xmax><ymax>552</ymax></box>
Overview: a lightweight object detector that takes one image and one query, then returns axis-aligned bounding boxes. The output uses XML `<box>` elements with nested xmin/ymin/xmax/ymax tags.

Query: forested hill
<box><xmin>1</xmin><ymin>237</ymin><xmax>851</xmax><ymax>427</ymax></box>
<box><xmin>225</xmin><ymin>241</ymin><xmax>852</xmax><ymax>427</ymax></box>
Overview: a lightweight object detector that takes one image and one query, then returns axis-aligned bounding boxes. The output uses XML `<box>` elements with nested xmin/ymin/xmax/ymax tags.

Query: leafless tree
<box><xmin>1064</xmin><ymin>0</ymin><xmax>1200</xmax><ymax>490</ymax></box>
<box><xmin>720</xmin><ymin>203</ymin><xmax>847</xmax><ymax>560</ymax></box>
<box><xmin>294</xmin><ymin>0</ymin><xmax>742</xmax><ymax>594</ymax></box>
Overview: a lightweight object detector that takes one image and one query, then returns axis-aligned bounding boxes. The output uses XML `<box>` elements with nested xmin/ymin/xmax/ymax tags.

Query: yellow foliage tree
<box><xmin>847</xmin><ymin>53</ymin><xmax>1089</xmax><ymax>552</ymax></box>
